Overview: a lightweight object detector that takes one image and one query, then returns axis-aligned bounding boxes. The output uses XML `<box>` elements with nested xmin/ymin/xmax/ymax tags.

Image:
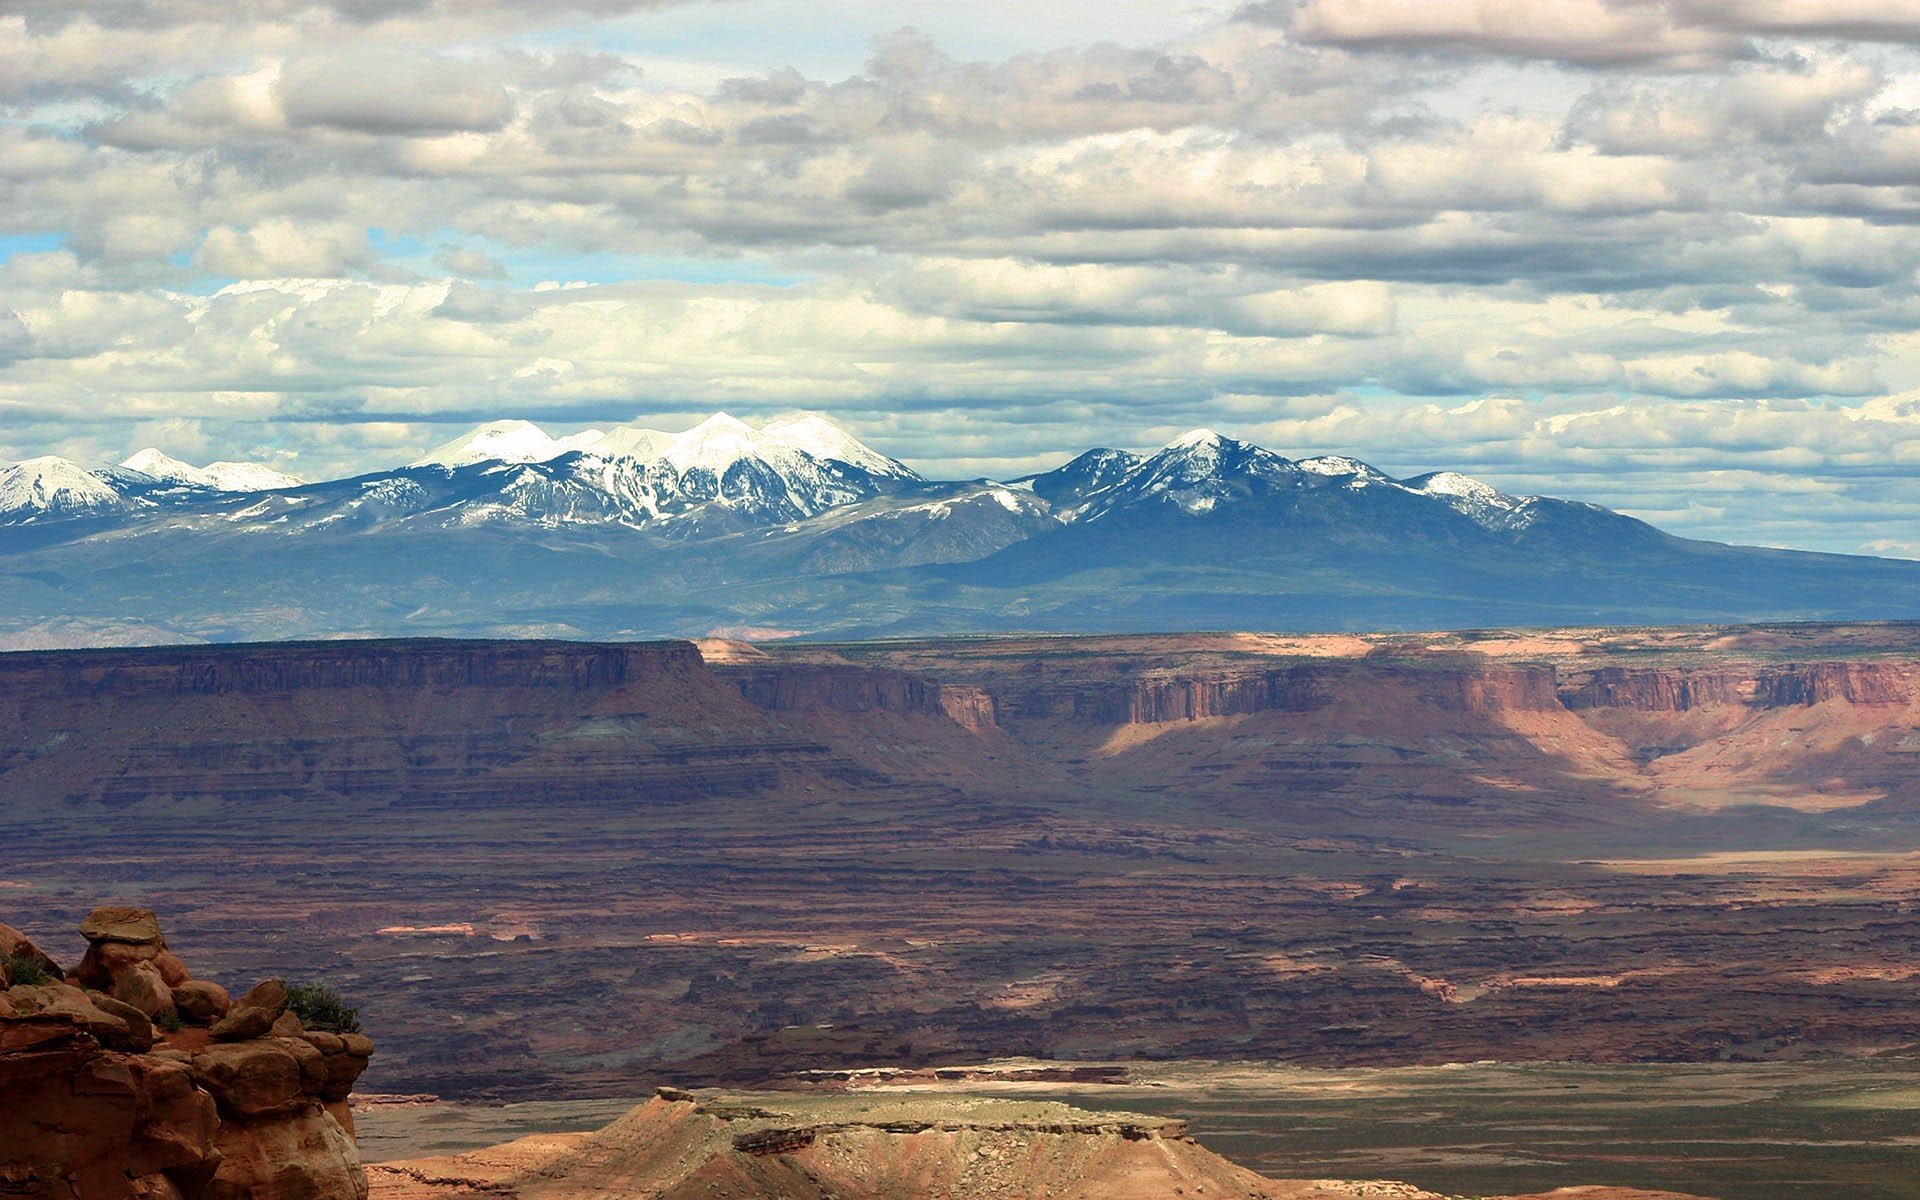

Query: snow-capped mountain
<box><xmin>0</xmin><ymin>457</ymin><xmax>127</xmax><ymax>524</ymax></box>
<box><xmin>120</xmin><ymin>448</ymin><xmax>305</xmax><ymax>492</ymax></box>
<box><xmin>412</xmin><ymin>420</ymin><xmax>606</xmax><ymax>469</ymax></box>
<box><xmin>394</xmin><ymin>412</ymin><xmax>922</xmax><ymax>533</ymax></box>
<box><xmin>3</xmin><ymin>413</ymin><xmax>1916</xmax><ymax>645</ymax></box>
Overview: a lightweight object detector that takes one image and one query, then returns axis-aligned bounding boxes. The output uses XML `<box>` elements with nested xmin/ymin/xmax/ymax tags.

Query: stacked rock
<box><xmin>1</xmin><ymin>906</ymin><xmax>375</xmax><ymax>1200</ymax></box>
<box><xmin>73</xmin><ymin>904</ymin><xmax>233</xmax><ymax>1031</ymax></box>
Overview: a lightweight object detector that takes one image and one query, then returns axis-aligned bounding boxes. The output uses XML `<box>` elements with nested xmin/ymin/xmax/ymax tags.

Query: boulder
<box><xmin>88</xmin><ymin>992</ymin><xmax>157</xmax><ymax>1052</ymax></box>
<box><xmin>299</xmin><ymin>1030</ymin><xmax>374</xmax><ymax>1102</ymax></box>
<box><xmin>174</xmin><ymin>979</ymin><xmax>231</xmax><ymax>1025</ymax></box>
<box><xmin>192</xmin><ymin>1040</ymin><xmax>305</xmax><ymax>1119</ymax></box>
<box><xmin>206</xmin><ymin>1105</ymin><xmax>368</xmax><ymax>1200</ymax></box>
<box><xmin>113</xmin><ymin>961</ymin><xmax>176</xmax><ymax>1021</ymax></box>
<box><xmin>7</xmin><ymin>982</ymin><xmax>142</xmax><ymax>1051</ymax></box>
<box><xmin>269</xmin><ymin>1009</ymin><xmax>305</xmax><ymax>1038</ymax></box>
<box><xmin>210</xmin><ymin>1005</ymin><xmax>276</xmax><ymax>1042</ymax></box>
<box><xmin>153</xmin><ymin>950</ymin><xmax>193</xmax><ymax>988</ymax></box>
<box><xmin>80</xmin><ymin>905</ymin><xmax>165</xmax><ymax>946</ymax></box>
<box><xmin>235</xmin><ymin>978</ymin><xmax>289</xmax><ymax>1017</ymax></box>
<box><xmin>0</xmin><ymin>920</ymin><xmax>62</xmax><ymax>981</ymax></box>
<box><xmin>78</xmin><ymin>938</ymin><xmax>160</xmax><ymax>989</ymax></box>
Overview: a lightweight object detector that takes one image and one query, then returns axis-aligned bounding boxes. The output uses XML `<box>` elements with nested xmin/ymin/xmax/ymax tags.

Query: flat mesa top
<box><xmin>654</xmin><ymin>1088</ymin><xmax>1186</xmax><ymax>1137</ymax></box>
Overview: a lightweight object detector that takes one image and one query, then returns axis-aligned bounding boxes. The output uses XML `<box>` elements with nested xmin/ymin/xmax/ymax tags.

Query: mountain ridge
<box><xmin>1</xmin><ymin>412</ymin><xmax>1916</xmax><ymax>645</ymax></box>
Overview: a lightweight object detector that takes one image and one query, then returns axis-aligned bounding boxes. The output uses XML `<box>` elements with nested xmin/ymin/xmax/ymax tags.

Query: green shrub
<box><xmin>4</xmin><ymin>953</ymin><xmax>54</xmax><ymax>987</ymax></box>
<box><xmin>285</xmin><ymin>980</ymin><xmax>361</xmax><ymax>1033</ymax></box>
<box><xmin>158</xmin><ymin>1009</ymin><xmax>184</xmax><ymax>1033</ymax></box>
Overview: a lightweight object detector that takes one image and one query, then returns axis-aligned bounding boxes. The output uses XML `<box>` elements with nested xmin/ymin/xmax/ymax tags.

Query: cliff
<box><xmin>0</xmin><ymin>907</ymin><xmax>373</xmax><ymax>1200</ymax></box>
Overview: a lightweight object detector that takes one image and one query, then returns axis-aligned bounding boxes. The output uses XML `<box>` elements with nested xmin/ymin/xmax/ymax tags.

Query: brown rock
<box><xmin>77</xmin><ymin>938</ymin><xmax>160</xmax><ymax>989</ymax></box>
<box><xmin>153</xmin><ymin>950</ymin><xmax>192</xmax><ymax>987</ymax></box>
<box><xmin>299</xmin><ymin>1030</ymin><xmax>375</xmax><ymax>1102</ymax></box>
<box><xmin>0</xmin><ymin>1018</ymin><xmax>219</xmax><ymax>1199</ymax></box>
<box><xmin>80</xmin><ymin>905</ymin><xmax>165</xmax><ymax>946</ymax></box>
<box><xmin>277</xmin><ymin>1035</ymin><xmax>328</xmax><ymax>1092</ymax></box>
<box><xmin>210</xmin><ymin>1005</ymin><xmax>276</xmax><ymax>1042</ymax></box>
<box><xmin>269</xmin><ymin>1009</ymin><xmax>305</xmax><ymax>1038</ymax></box>
<box><xmin>114</xmin><ymin>961</ymin><xmax>176</xmax><ymax>1020</ymax></box>
<box><xmin>0</xmin><ymin>920</ymin><xmax>62</xmax><ymax>981</ymax></box>
<box><xmin>89</xmin><ymin>992</ymin><xmax>157</xmax><ymax>1052</ymax></box>
<box><xmin>192</xmin><ymin>1040</ymin><xmax>304</xmax><ymax>1119</ymax></box>
<box><xmin>174</xmin><ymin>979</ymin><xmax>232</xmax><ymax>1025</ymax></box>
<box><xmin>206</xmin><ymin>1105</ymin><xmax>368</xmax><ymax>1200</ymax></box>
<box><xmin>236</xmin><ymin>978</ymin><xmax>290</xmax><ymax>1018</ymax></box>
<box><xmin>9</xmin><ymin>982</ymin><xmax>143</xmax><ymax>1050</ymax></box>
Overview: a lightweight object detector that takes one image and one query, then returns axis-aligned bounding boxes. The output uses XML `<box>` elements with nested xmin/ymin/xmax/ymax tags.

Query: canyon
<box><xmin>3</xmin><ymin>623</ymin><xmax>1920</xmax><ymax>1106</ymax></box>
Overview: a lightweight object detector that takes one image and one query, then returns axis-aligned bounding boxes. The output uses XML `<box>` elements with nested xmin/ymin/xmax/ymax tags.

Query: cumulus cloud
<box><xmin>10</xmin><ymin>1</ymin><xmax>1920</xmax><ymax>554</ymax></box>
<box><xmin>278</xmin><ymin>53</ymin><xmax>515</xmax><ymax>134</ymax></box>
<box><xmin>1274</xmin><ymin>0</ymin><xmax>1742</xmax><ymax>68</ymax></box>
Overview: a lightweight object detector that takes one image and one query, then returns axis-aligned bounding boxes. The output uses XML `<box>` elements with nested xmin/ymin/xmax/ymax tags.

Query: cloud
<box><xmin>192</xmin><ymin>220</ymin><xmax>373</xmax><ymax>278</ymax></box>
<box><xmin>433</xmin><ymin>245</ymin><xmax>509</xmax><ymax>279</ymax></box>
<box><xmin>1275</xmin><ymin>0</ymin><xmax>1742</xmax><ymax>68</ymax></box>
<box><xmin>10</xmin><ymin>2</ymin><xmax>1920</xmax><ymax>557</ymax></box>
<box><xmin>278</xmin><ymin>53</ymin><xmax>515</xmax><ymax>134</ymax></box>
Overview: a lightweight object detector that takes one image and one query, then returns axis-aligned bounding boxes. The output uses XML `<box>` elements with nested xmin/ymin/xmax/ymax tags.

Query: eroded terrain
<box><xmin>5</xmin><ymin>625</ymin><xmax>1920</xmax><ymax>1101</ymax></box>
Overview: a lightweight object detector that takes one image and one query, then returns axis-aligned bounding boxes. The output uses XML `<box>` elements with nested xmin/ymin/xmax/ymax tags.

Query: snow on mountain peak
<box><xmin>121</xmin><ymin>448</ymin><xmax>304</xmax><ymax>492</ymax></box>
<box><xmin>1414</xmin><ymin>471</ymin><xmax>1507</xmax><ymax>504</ymax></box>
<box><xmin>0</xmin><ymin>456</ymin><xmax>124</xmax><ymax>518</ymax></box>
<box><xmin>586</xmin><ymin>426</ymin><xmax>675</xmax><ymax>462</ymax></box>
<box><xmin>411</xmin><ymin>420</ymin><xmax>602</xmax><ymax>469</ymax></box>
<box><xmin>1297</xmin><ymin>454</ymin><xmax>1382</xmax><ymax>479</ymax></box>
<box><xmin>760</xmin><ymin>412</ymin><xmax>913</xmax><ymax>478</ymax></box>
<box><xmin>1164</xmin><ymin>428</ymin><xmax>1225</xmax><ymax>451</ymax></box>
<box><xmin>662</xmin><ymin>412</ymin><xmax>766</xmax><ymax>474</ymax></box>
<box><xmin>1407</xmin><ymin>470</ymin><xmax>1531</xmax><ymax>526</ymax></box>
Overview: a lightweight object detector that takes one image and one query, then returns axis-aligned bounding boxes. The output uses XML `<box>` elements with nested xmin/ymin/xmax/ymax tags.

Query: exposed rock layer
<box><xmin>365</xmin><ymin>1089</ymin><xmax>1716</xmax><ymax>1200</ymax></box>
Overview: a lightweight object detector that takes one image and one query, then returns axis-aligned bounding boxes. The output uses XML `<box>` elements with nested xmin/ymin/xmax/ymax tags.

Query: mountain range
<box><xmin>3</xmin><ymin>411</ymin><xmax>1918</xmax><ymax>646</ymax></box>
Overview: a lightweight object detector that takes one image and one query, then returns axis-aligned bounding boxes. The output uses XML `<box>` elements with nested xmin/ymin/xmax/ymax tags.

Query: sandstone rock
<box><xmin>8</xmin><ymin>982</ymin><xmax>144</xmax><ymax>1050</ymax></box>
<box><xmin>81</xmin><ymin>905</ymin><xmax>166</xmax><ymax>946</ymax></box>
<box><xmin>299</xmin><ymin>1030</ymin><xmax>374</xmax><ymax>1102</ymax></box>
<box><xmin>4</xmin><ymin>910</ymin><xmax>373</xmax><ymax>1200</ymax></box>
<box><xmin>237</xmin><ymin>978</ymin><xmax>290</xmax><ymax>1017</ymax></box>
<box><xmin>210</xmin><ymin>1005</ymin><xmax>276</xmax><ymax>1042</ymax></box>
<box><xmin>153</xmin><ymin>949</ymin><xmax>192</xmax><ymax>987</ymax></box>
<box><xmin>174</xmin><ymin>979</ymin><xmax>232</xmax><ymax>1025</ymax></box>
<box><xmin>207</xmin><ymin>1105</ymin><xmax>368</xmax><ymax>1200</ymax></box>
<box><xmin>114</xmin><ymin>961</ymin><xmax>176</xmax><ymax>1020</ymax></box>
<box><xmin>0</xmin><ymin>920</ymin><xmax>62</xmax><ymax>981</ymax></box>
<box><xmin>193</xmin><ymin>1040</ymin><xmax>305</xmax><ymax>1119</ymax></box>
<box><xmin>78</xmin><ymin>937</ymin><xmax>161</xmax><ymax>988</ymax></box>
<box><xmin>278</xmin><ymin>1035</ymin><xmax>328</xmax><ymax>1092</ymax></box>
<box><xmin>0</xmin><ymin>1021</ymin><xmax>220</xmax><ymax>1200</ymax></box>
<box><xmin>89</xmin><ymin>991</ymin><xmax>158</xmax><ymax>1052</ymax></box>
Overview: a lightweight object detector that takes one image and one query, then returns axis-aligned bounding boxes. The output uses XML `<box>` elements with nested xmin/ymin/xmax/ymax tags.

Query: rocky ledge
<box><xmin>0</xmin><ymin>907</ymin><xmax>373</xmax><ymax>1199</ymax></box>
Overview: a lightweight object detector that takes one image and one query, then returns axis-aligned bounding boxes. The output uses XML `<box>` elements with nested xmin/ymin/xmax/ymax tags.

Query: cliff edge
<box><xmin>0</xmin><ymin>907</ymin><xmax>373</xmax><ymax>1199</ymax></box>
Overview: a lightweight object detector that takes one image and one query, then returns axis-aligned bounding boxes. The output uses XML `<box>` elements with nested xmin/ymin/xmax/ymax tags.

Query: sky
<box><xmin>11</xmin><ymin>2</ymin><xmax>1920</xmax><ymax>554</ymax></box>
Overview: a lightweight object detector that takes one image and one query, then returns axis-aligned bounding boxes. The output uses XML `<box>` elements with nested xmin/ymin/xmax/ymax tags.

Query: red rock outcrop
<box><xmin>0</xmin><ymin>907</ymin><xmax>372</xmax><ymax>1200</ymax></box>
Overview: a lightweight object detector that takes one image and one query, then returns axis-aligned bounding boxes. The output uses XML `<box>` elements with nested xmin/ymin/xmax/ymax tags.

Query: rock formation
<box><xmin>0</xmin><ymin>907</ymin><xmax>373</xmax><ymax>1199</ymax></box>
<box><xmin>366</xmin><ymin>1088</ymin><xmax>1719</xmax><ymax>1200</ymax></box>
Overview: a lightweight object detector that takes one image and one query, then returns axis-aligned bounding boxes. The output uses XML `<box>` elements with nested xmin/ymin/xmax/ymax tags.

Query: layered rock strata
<box><xmin>365</xmin><ymin>1088</ymin><xmax>1718</xmax><ymax>1200</ymax></box>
